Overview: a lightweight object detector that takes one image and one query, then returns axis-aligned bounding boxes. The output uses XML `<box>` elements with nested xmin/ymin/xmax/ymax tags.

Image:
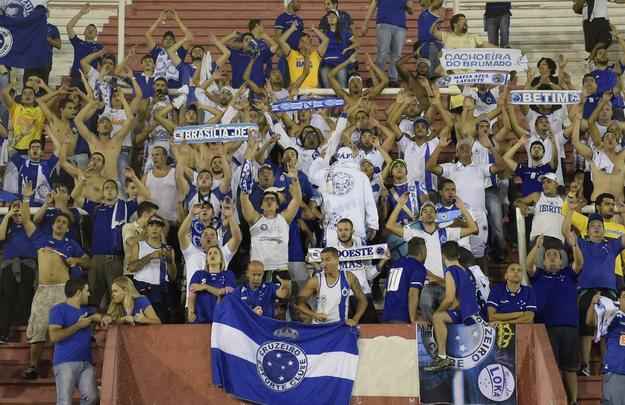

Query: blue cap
<box><xmin>587</xmin><ymin>213</ymin><xmax>604</xmax><ymax>227</ymax></box>
<box><xmin>413</xmin><ymin>116</ymin><xmax>430</xmax><ymax>128</ymax></box>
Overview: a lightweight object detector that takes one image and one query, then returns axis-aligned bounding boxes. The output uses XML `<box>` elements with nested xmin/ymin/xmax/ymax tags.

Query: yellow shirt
<box><xmin>287</xmin><ymin>50</ymin><xmax>321</xmax><ymax>90</ymax></box>
<box><xmin>564</xmin><ymin>202</ymin><xmax>625</xmax><ymax>276</ymax></box>
<box><xmin>11</xmin><ymin>104</ymin><xmax>45</xmax><ymax>151</ymax></box>
<box><xmin>441</xmin><ymin>32</ymin><xmax>486</xmax><ymax>49</ymax></box>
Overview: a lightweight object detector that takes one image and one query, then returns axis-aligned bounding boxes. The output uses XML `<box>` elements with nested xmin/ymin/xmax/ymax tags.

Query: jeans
<box><xmin>485</xmin><ymin>13</ymin><xmax>510</xmax><ymax>48</ymax></box>
<box><xmin>375</xmin><ymin>23</ymin><xmax>407</xmax><ymax>82</ymax></box>
<box><xmin>485</xmin><ymin>186</ymin><xmax>506</xmax><ymax>258</ymax></box>
<box><xmin>53</xmin><ymin>361</ymin><xmax>98</xmax><ymax>405</ymax></box>
<box><xmin>319</xmin><ymin>65</ymin><xmax>347</xmax><ymax>89</ymax></box>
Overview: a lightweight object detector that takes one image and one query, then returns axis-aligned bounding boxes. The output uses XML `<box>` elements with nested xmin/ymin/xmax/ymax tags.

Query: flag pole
<box><xmin>117</xmin><ymin>0</ymin><xmax>125</xmax><ymax>64</ymax></box>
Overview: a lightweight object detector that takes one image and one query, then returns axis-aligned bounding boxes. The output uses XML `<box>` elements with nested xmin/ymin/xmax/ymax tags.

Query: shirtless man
<box><xmin>327</xmin><ymin>53</ymin><xmax>388</xmax><ymax>113</ymax></box>
<box><xmin>572</xmin><ymin>112</ymin><xmax>625</xmax><ymax>202</ymax></box>
<box><xmin>19</xmin><ymin>182</ymin><xmax>91</xmax><ymax>380</ymax></box>
<box><xmin>75</xmin><ymin>97</ymin><xmax>135</xmax><ymax>181</ymax></box>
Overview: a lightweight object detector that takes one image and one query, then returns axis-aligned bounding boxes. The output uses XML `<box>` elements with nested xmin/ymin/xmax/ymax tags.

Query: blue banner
<box><xmin>418</xmin><ymin>321</ymin><xmax>517</xmax><ymax>404</ymax></box>
<box><xmin>510</xmin><ymin>90</ymin><xmax>581</xmax><ymax>105</ymax></box>
<box><xmin>211</xmin><ymin>295</ymin><xmax>359</xmax><ymax>405</ymax></box>
<box><xmin>271</xmin><ymin>97</ymin><xmax>345</xmax><ymax>113</ymax></box>
<box><xmin>173</xmin><ymin>123</ymin><xmax>257</xmax><ymax>144</ymax></box>
<box><xmin>0</xmin><ymin>7</ymin><xmax>47</xmax><ymax>68</ymax></box>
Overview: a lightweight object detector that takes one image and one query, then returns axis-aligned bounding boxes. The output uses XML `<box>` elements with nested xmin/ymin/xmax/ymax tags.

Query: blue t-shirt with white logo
<box><xmin>132</xmin><ymin>296</ymin><xmax>152</xmax><ymax>316</ymax></box>
<box><xmin>530</xmin><ymin>267</ymin><xmax>578</xmax><ymax>327</ymax></box>
<box><xmin>383</xmin><ymin>257</ymin><xmax>426</xmax><ymax>322</ymax></box>
<box><xmin>274</xmin><ymin>12</ymin><xmax>304</xmax><ymax>50</ymax></box>
<box><xmin>604</xmin><ymin>312</ymin><xmax>625</xmax><ymax>375</ymax></box>
<box><xmin>514</xmin><ymin>163</ymin><xmax>553</xmax><ymax>197</ymax></box>
<box><xmin>3</xmin><ymin>223</ymin><xmax>36</xmax><ymax>259</ymax></box>
<box><xmin>487</xmin><ymin>283</ymin><xmax>537</xmax><ymax>314</ymax></box>
<box><xmin>190</xmin><ymin>270</ymin><xmax>236</xmax><ymax>323</ymax></box>
<box><xmin>83</xmin><ymin>199</ymin><xmax>138</xmax><ymax>255</ymax></box>
<box><xmin>69</xmin><ymin>36</ymin><xmax>103</xmax><ymax>76</ymax></box>
<box><xmin>235</xmin><ymin>282</ymin><xmax>278</xmax><ymax>318</ymax></box>
<box><xmin>578</xmin><ymin>237</ymin><xmax>623</xmax><ymax>290</ymax></box>
<box><xmin>49</xmin><ymin>303</ymin><xmax>95</xmax><ymax>366</ymax></box>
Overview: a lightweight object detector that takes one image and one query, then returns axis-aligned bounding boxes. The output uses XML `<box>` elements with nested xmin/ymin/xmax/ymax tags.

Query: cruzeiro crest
<box><xmin>329</xmin><ymin>171</ymin><xmax>354</xmax><ymax>196</ymax></box>
<box><xmin>256</xmin><ymin>341</ymin><xmax>308</xmax><ymax>391</ymax></box>
<box><xmin>0</xmin><ymin>27</ymin><xmax>13</xmax><ymax>58</ymax></box>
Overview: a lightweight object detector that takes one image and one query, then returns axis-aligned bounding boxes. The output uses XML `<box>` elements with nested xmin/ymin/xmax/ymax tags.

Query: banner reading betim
<box><xmin>418</xmin><ymin>321</ymin><xmax>517</xmax><ymax>404</ymax></box>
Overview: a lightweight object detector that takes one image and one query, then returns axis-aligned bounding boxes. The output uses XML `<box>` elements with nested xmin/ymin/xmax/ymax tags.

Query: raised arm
<box><xmin>311</xmin><ymin>27</ymin><xmax>329</xmax><ymax>58</ymax></box>
<box><xmin>66</xmin><ymin>3</ymin><xmax>90</xmax><ymax>39</ymax></box>
<box><xmin>455</xmin><ymin>198</ymin><xmax>478</xmax><ymax>238</ymax></box>
<box><xmin>277</xmin><ymin>23</ymin><xmax>297</xmax><ymax>56</ymax></box>
<box><xmin>145</xmin><ymin>10</ymin><xmax>167</xmax><ymax>51</ymax></box>
<box><xmin>361</xmin><ymin>0</ymin><xmax>377</xmax><ymax>37</ymax></box>
<box><xmin>503</xmin><ymin>136</ymin><xmax>526</xmax><ymax>172</ymax></box>
<box><xmin>74</xmin><ymin>100</ymin><xmax>99</xmax><ymax>145</ymax></box>
<box><xmin>571</xmin><ymin>111</ymin><xmax>592</xmax><ymax>160</ymax></box>
<box><xmin>328</xmin><ymin>56</ymin><xmax>353</xmax><ymax>100</ymax></box>
<box><xmin>281</xmin><ymin>169</ymin><xmax>302</xmax><ymax>224</ymax></box>
<box><xmin>20</xmin><ymin>182</ymin><xmax>36</xmax><ymax>237</ymax></box>
<box><xmin>425</xmin><ymin>135</ymin><xmax>451</xmax><ymax>176</ymax></box>
<box><xmin>385</xmin><ymin>192</ymin><xmax>408</xmax><ymax>238</ymax></box>
<box><xmin>526</xmin><ymin>235</ymin><xmax>542</xmax><ymax>276</ymax></box>
<box><xmin>365</xmin><ymin>53</ymin><xmax>389</xmax><ymax>97</ymax></box>
<box><xmin>80</xmin><ymin>49</ymin><xmax>105</xmax><ymax>75</ymax></box>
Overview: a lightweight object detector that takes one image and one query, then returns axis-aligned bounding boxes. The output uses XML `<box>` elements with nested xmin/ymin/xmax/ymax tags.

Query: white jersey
<box><xmin>330</xmin><ymin>237</ymin><xmax>377</xmax><ymax>295</ymax></box>
<box><xmin>530</xmin><ymin>193</ymin><xmax>564</xmax><ymax>241</ymax></box>
<box><xmin>134</xmin><ymin>241</ymin><xmax>166</xmax><ymax>285</ymax></box>
<box><xmin>441</xmin><ymin>161</ymin><xmax>491</xmax><ymax>217</ymax></box>
<box><xmin>250</xmin><ymin>215</ymin><xmax>290</xmax><ymax>271</ymax></box>
<box><xmin>310</xmin><ymin>161</ymin><xmax>379</xmax><ymax>244</ymax></box>
<box><xmin>313</xmin><ymin>271</ymin><xmax>350</xmax><ymax>324</ymax></box>
<box><xmin>145</xmin><ymin>168</ymin><xmax>178</xmax><ymax>222</ymax></box>
<box><xmin>397</xmin><ymin>136</ymin><xmax>440</xmax><ymax>188</ymax></box>
<box><xmin>526</xmin><ymin>108</ymin><xmax>569</xmax><ymax>184</ymax></box>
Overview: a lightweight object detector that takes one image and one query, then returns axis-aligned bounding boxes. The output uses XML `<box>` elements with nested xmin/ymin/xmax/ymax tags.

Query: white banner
<box><xmin>173</xmin><ymin>123</ymin><xmax>257</xmax><ymax>144</ymax></box>
<box><xmin>510</xmin><ymin>90</ymin><xmax>582</xmax><ymax>105</ymax></box>
<box><xmin>307</xmin><ymin>244</ymin><xmax>388</xmax><ymax>263</ymax></box>
<box><xmin>437</xmin><ymin>72</ymin><xmax>509</xmax><ymax>87</ymax></box>
<box><xmin>441</xmin><ymin>48</ymin><xmax>527</xmax><ymax>72</ymax></box>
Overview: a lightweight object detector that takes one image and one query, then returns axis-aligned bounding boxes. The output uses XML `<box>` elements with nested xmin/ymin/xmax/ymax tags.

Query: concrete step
<box><xmin>0</xmin><ymin>343</ymin><xmax>104</xmax><ymax>364</ymax></box>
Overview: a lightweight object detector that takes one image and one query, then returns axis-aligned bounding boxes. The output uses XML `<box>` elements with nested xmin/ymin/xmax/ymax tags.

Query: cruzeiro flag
<box><xmin>211</xmin><ymin>295</ymin><xmax>359</xmax><ymax>405</ymax></box>
<box><xmin>0</xmin><ymin>6</ymin><xmax>47</xmax><ymax>68</ymax></box>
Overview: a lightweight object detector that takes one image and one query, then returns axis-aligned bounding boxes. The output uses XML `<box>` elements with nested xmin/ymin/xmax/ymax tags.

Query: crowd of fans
<box><xmin>1</xmin><ymin>0</ymin><xmax>625</xmax><ymax>404</ymax></box>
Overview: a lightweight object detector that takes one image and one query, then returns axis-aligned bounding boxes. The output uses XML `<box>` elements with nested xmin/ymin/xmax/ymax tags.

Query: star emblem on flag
<box><xmin>261</xmin><ymin>350</ymin><xmax>299</xmax><ymax>385</ymax></box>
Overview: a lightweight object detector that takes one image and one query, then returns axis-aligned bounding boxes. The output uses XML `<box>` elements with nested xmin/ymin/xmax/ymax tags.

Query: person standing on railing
<box><xmin>362</xmin><ymin>0</ymin><xmax>414</xmax><ymax>87</ymax></box>
<box><xmin>528</xmin><ymin>234</ymin><xmax>582</xmax><ymax>405</ymax></box>
<box><xmin>573</xmin><ymin>0</ymin><xmax>611</xmax><ymax>53</ymax></box>
<box><xmin>415</xmin><ymin>0</ymin><xmax>444</xmax><ymax>72</ymax></box>
<box><xmin>484</xmin><ymin>1</ymin><xmax>511</xmax><ymax>48</ymax></box>
<box><xmin>66</xmin><ymin>3</ymin><xmax>103</xmax><ymax>89</ymax></box>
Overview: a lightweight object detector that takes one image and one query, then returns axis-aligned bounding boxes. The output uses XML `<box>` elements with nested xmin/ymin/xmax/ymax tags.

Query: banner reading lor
<box><xmin>417</xmin><ymin>321</ymin><xmax>517</xmax><ymax>404</ymax></box>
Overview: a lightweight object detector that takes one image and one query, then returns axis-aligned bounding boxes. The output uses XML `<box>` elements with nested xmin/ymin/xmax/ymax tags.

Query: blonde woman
<box><xmin>102</xmin><ymin>276</ymin><xmax>161</xmax><ymax>326</ymax></box>
<box><xmin>188</xmin><ymin>245</ymin><xmax>235</xmax><ymax>323</ymax></box>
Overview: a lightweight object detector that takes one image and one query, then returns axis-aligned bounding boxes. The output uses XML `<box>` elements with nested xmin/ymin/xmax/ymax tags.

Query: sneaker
<box><xmin>425</xmin><ymin>356</ymin><xmax>454</xmax><ymax>372</ymax></box>
<box><xmin>578</xmin><ymin>365</ymin><xmax>591</xmax><ymax>376</ymax></box>
<box><xmin>22</xmin><ymin>367</ymin><xmax>39</xmax><ymax>380</ymax></box>
<box><xmin>0</xmin><ymin>336</ymin><xmax>8</xmax><ymax>344</ymax></box>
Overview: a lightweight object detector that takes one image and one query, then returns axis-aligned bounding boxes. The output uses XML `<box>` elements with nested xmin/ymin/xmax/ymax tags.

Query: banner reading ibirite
<box><xmin>173</xmin><ymin>123</ymin><xmax>258</xmax><ymax>144</ymax></box>
<box><xmin>441</xmin><ymin>48</ymin><xmax>527</xmax><ymax>72</ymax></box>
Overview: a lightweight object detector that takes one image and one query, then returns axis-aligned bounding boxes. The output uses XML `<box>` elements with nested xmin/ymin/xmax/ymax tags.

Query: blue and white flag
<box><xmin>0</xmin><ymin>6</ymin><xmax>47</xmax><ymax>68</ymax></box>
<box><xmin>173</xmin><ymin>123</ymin><xmax>257</xmax><ymax>144</ymax></box>
<box><xmin>437</xmin><ymin>72</ymin><xmax>509</xmax><ymax>87</ymax></box>
<box><xmin>239</xmin><ymin>159</ymin><xmax>254</xmax><ymax>194</ymax></box>
<box><xmin>211</xmin><ymin>295</ymin><xmax>359</xmax><ymax>405</ymax></box>
<box><xmin>441</xmin><ymin>48</ymin><xmax>527</xmax><ymax>72</ymax></box>
<box><xmin>436</xmin><ymin>208</ymin><xmax>462</xmax><ymax>224</ymax></box>
<box><xmin>272</xmin><ymin>97</ymin><xmax>344</xmax><ymax>113</ymax></box>
<box><xmin>510</xmin><ymin>90</ymin><xmax>581</xmax><ymax>105</ymax></box>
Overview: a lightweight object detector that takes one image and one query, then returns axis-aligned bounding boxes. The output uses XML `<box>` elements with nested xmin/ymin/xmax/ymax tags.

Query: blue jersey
<box><xmin>446</xmin><ymin>265</ymin><xmax>480</xmax><ymax>323</ymax></box>
<box><xmin>515</xmin><ymin>163</ymin><xmax>553</xmax><ymax>197</ymax></box>
<box><xmin>383</xmin><ymin>257</ymin><xmax>426</xmax><ymax>322</ymax></box>
<box><xmin>190</xmin><ymin>270</ymin><xmax>237</xmax><ymax>323</ymax></box>
<box><xmin>3</xmin><ymin>223</ymin><xmax>36</xmax><ymax>259</ymax></box>
<box><xmin>578</xmin><ymin>237</ymin><xmax>623</xmax><ymax>290</ymax></box>
<box><xmin>83</xmin><ymin>199</ymin><xmax>138</xmax><ymax>255</ymax></box>
<box><xmin>605</xmin><ymin>312</ymin><xmax>625</xmax><ymax>375</ymax></box>
<box><xmin>49</xmin><ymin>303</ymin><xmax>95</xmax><ymax>366</ymax></box>
<box><xmin>235</xmin><ymin>282</ymin><xmax>279</xmax><ymax>318</ymax></box>
<box><xmin>132</xmin><ymin>296</ymin><xmax>152</xmax><ymax>316</ymax></box>
<box><xmin>530</xmin><ymin>267</ymin><xmax>578</xmax><ymax>327</ymax></box>
<box><xmin>274</xmin><ymin>13</ymin><xmax>304</xmax><ymax>50</ymax></box>
<box><xmin>487</xmin><ymin>283</ymin><xmax>537</xmax><ymax>314</ymax></box>
<box><xmin>388</xmin><ymin>181</ymin><xmax>427</xmax><ymax>226</ymax></box>
<box><xmin>377</xmin><ymin>0</ymin><xmax>408</xmax><ymax>28</ymax></box>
